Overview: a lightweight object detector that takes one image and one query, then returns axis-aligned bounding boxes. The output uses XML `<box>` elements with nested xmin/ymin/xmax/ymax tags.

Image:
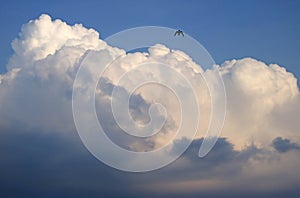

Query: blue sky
<box><xmin>1</xmin><ymin>0</ymin><xmax>300</xmax><ymax>80</ymax></box>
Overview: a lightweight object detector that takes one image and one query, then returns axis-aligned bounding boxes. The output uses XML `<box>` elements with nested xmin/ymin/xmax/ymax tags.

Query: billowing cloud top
<box><xmin>0</xmin><ymin>14</ymin><xmax>300</xmax><ymax>196</ymax></box>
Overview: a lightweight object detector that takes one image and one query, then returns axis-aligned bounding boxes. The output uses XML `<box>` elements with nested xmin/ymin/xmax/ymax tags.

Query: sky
<box><xmin>0</xmin><ymin>1</ymin><xmax>300</xmax><ymax>197</ymax></box>
<box><xmin>1</xmin><ymin>0</ymin><xmax>300</xmax><ymax>78</ymax></box>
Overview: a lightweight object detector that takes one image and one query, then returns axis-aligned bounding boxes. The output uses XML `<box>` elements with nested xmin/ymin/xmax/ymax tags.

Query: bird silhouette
<box><xmin>174</xmin><ymin>30</ymin><xmax>184</xmax><ymax>37</ymax></box>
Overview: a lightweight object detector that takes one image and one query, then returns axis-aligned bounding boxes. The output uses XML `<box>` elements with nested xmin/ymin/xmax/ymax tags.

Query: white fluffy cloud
<box><xmin>0</xmin><ymin>14</ymin><xmax>123</xmax><ymax>133</ymax></box>
<box><xmin>0</xmin><ymin>15</ymin><xmax>300</xmax><ymax>192</ymax></box>
<box><xmin>0</xmin><ymin>14</ymin><xmax>300</xmax><ymax>183</ymax></box>
<box><xmin>218</xmin><ymin>58</ymin><xmax>299</xmax><ymax>148</ymax></box>
<box><xmin>1</xmin><ymin>14</ymin><xmax>299</xmax><ymax>147</ymax></box>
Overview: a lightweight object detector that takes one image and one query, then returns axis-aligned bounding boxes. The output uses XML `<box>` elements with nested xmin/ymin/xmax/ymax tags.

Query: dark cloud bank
<box><xmin>1</xmin><ymin>128</ymin><xmax>299</xmax><ymax>198</ymax></box>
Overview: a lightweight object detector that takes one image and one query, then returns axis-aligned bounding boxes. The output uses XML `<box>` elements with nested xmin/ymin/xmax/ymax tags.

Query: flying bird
<box><xmin>174</xmin><ymin>30</ymin><xmax>184</xmax><ymax>37</ymax></box>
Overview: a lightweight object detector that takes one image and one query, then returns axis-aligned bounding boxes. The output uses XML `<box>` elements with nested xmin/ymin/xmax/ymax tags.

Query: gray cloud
<box><xmin>272</xmin><ymin>137</ymin><xmax>300</xmax><ymax>153</ymax></box>
<box><xmin>0</xmin><ymin>128</ymin><xmax>274</xmax><ymax>198</ymax></box>
<box><xmin>1</xmin><ymin>128</ymin><xmax>299</xmax><ymax>198</ymax></box>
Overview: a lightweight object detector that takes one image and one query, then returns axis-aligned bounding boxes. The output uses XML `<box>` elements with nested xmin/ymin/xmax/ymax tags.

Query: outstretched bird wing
<box><xmin>174</xmin><ymin>30</ymin><xmax>184</xmax><ymax>37</ymax></box>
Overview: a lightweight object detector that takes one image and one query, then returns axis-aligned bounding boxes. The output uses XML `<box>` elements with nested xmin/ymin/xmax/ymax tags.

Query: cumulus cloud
<box><xmin>2</xmin><ymin>14</ymin><xmax>298</xmax><ymax>146</ymax></box>
<box><xmin>0</xmin><ymin>14</ymin><xmax>123</xmax><ymax>133</ymax></box>
<box><xmin>219</xmin><ymin>58</ymin><xmax>299</xmax><ymax>148</ymax></box>
<box><xmin>1</xmin><ymin>14</ymin><xmax>300</xmax><ymax>196</ymax></box>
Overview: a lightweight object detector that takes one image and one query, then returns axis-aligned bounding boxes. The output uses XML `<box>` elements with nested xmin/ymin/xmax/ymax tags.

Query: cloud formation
<box><xmin>0</xmin><ymin>14</ymin><xmax>300</xmax><ymax>196</ymax></box>
<box><xmin>272</xmin><ymin>137</ymin><xmax>300</xmax><ymax>153</ymax></box>
<box><xmin>220</xmin><ymin>58</ymin><xmax>299</xmax><ymax>148</ymax></box>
